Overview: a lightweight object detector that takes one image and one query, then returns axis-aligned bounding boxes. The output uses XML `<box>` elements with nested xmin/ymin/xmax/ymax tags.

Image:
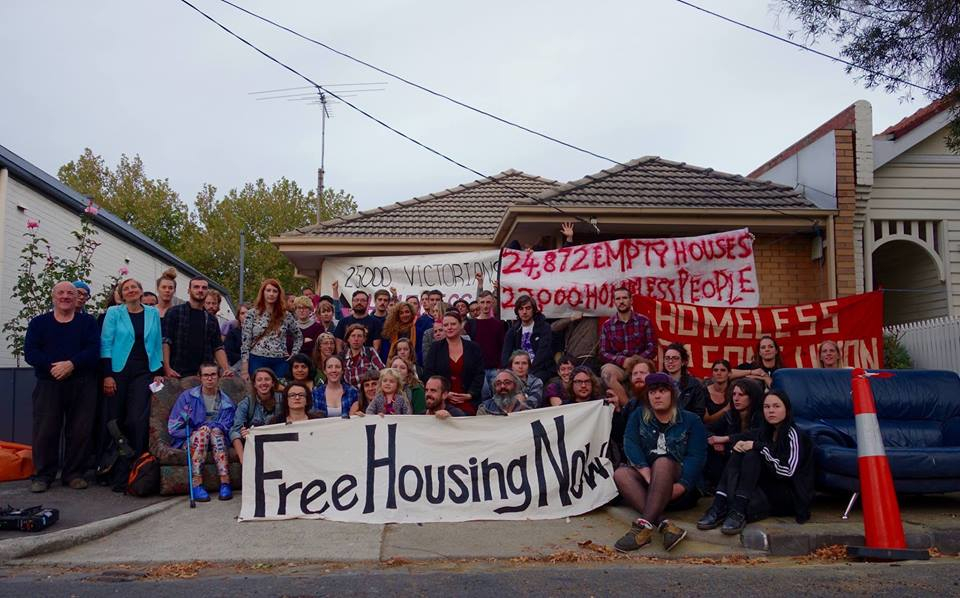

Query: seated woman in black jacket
<box><xmin>697</xmin><ymin>389</ymin><xmax>815</xmax><ymax>535</ymax></box>
<box><xmin>423</xmin><ymin>310</ymin><xmax>485</xmax><ymax>415</ymax></box>
<box><xmin>662</xmin><ymin>343</ymin><xmax>707</xmax><ymax>419</ymax></box>
<box><xmin>702</xmin><ymin>379</ymin><xmax>764</xmax><ymax>489</ymax></box>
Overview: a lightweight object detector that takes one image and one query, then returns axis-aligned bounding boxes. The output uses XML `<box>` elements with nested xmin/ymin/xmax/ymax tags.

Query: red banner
<box><xmin>633</xmin><ymin>292</ymin><xmax>884</xmax><ymax>378</ymax></box>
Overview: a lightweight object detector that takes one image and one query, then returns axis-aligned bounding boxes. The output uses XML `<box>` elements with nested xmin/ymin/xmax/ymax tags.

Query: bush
<box><xmin>883</xmin><ymin>332</ymin><xmax>913</xmax><ymax>369</ymax></box>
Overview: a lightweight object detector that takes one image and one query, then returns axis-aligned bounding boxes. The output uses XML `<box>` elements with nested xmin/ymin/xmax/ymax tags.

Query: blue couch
<box><xmin>771</xmin><ymin>368</ymin><xmax>960</xmax><ymax>494</ymax></box>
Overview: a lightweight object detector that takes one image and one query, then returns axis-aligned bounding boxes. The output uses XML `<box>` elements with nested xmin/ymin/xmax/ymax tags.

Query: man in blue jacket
<box><xmin>24</xmin><ymin>281</ymin><xmax>100</xmax><ymax>492</ymax></box>
<box><xmin>613</xmin><ymin>372</ymin><xmax>707</xmax><ymax>553</ymax></box>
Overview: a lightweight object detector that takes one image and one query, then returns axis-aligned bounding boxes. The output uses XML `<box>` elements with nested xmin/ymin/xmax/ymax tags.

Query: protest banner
<box><xmin>239</xmin><ymin>401</ymin><xmax>617</xmax><ymax>524</ymax></box>
<box><xmin>319</xmin><ymin>249</ymin><xmax>501</xmax><ymax>304</ymax></box>
<box><xmin>633</xmin><ymin>291</ymin><xmax>884</xmax><ymax>378</ymax></box>
<box><xmin>499</xmin><ymin>229</ymin><xmax>758</xmax><ymax>319</ymax></box>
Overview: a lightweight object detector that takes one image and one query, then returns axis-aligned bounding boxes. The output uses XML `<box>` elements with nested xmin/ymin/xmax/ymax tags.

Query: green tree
<box><xmin>780</xmin><ymin>1</ymin><xmax>959</xmax><ymax>151</ymax></box>
<box><xmin>182</xmin><ymin>180</ymin><xmax>356</xmax><ymax>303</ymax></box>
<box><xmin>58</xmin><ymin>149</ymin><xmax>193</xmax><ymax>252</ymax></box>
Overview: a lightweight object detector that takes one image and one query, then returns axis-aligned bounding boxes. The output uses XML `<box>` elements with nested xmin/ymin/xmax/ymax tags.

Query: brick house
<box><xmin>273</xmin><ymin>157</ymin><xmax>840</xmax><ymax>307</ymax></box>
<box><xmin>751</xmin><ymin>99</ymin><xmax>960</xmax><ymax>324</ymax></box>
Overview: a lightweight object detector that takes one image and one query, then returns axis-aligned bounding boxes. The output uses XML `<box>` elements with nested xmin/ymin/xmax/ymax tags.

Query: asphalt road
<box><xmin>1</xmin><ymin>559</ymin><xmax>958</xmax><ymax>597</ymax></box>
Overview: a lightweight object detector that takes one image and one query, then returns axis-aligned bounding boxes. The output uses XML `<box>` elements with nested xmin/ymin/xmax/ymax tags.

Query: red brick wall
<box><xmin>834</xmin><ymin>129</ymin><xmax>858</xmax><ymax>297</ymax></box>
<box><xmin>753</xmin><ymin>233</ymin><xmax>829</xmax><ymax>306</ymax></box>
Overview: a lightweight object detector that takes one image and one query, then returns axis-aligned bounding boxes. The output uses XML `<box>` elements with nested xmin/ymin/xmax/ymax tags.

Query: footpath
<box><xmin>1</xmin><ymin>480</ymin><xmax>958</xmax><ymax>566</ymax></box>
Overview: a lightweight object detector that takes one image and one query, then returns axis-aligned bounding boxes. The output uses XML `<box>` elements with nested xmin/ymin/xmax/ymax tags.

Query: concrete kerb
<box><xmin>0</xmin><ymin>497</ymin><xmax>180</xmax><ymax>565</ymax></box>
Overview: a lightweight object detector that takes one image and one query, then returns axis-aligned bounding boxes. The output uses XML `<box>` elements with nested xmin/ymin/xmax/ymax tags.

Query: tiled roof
<box><xmin>287</xmin><ymin>170</ymin><xmax>560</xmax><ymax>238</ymax></box>
<box><xmin>535</xmin><ymin>157</ymin><xmax>816</xmax><ymax>209</ymax></box>
<box><xmin>878</xmin><ymin>97</ymin><xmax>951</xmax><ymax>139</ymax></box>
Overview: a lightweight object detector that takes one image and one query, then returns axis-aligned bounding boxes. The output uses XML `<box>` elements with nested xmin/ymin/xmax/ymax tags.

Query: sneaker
<box><xmin>218</xmin><ymin>482</ymin><xmax>233</xmax><ymax>501</ymax></box>
<box><xmin>659</xmin><ymin>519</ymin><xmax>688</xmax><ymax>551</ymax></box>
<box><xmin>697</xmin><ymin>503</ymin><xmax>728</xmax><ymax>530</ymax></box>
<box><xmin>30</xmin><ymin>480</ymin><xmax>49</xmax><ymax>493</ymax></box>
<box><xmin>193</xmin><ymin>485</ymin><xmax>211</xmax><ymax>502</ymax></box>
<box><xmin>614</xmin><ymin>520</ymin><xmax>654</xmax><ymax>553</ymax></box>
<box><xmin>67</xmin><ymin>478</ymin><xmax>88</xmax><ymax>490</ymax></box>
<box><xmin>721</xmin><ymin>510</ymin><xmax>747</xmax><ymax>535</ymax></box>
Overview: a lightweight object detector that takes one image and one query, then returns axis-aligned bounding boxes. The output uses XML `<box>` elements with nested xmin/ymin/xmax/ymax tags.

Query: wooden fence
<box><xmin>885</xmin><ymin>316</ymin><xmax>960</xmax><ymax>374</ymax></box>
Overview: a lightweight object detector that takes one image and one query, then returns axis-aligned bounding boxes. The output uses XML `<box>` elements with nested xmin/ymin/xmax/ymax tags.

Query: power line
<box><xmin>671</xmin><ymin>0</ymin><xmax>945</xmax><ymax>96</ymax></box>
<box><xmin>216</xmin><ymin>0</ymin><xmax>623</xmax><ymax>165</ymax></box>
<box><xmin>175</xmin><ymin>0</ymin><xmax>599</xmax><ymax>232</ymax></box>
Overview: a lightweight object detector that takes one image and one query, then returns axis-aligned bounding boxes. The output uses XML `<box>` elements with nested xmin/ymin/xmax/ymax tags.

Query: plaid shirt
<box><xmin>162</xmin><ymin>303</ymin><xmax>224</xmax><ymax>375</ymax></box>
<box><xmin>600</xmin><ymin>312</ymin><xmax>656</xmax><ymax>367</ymax></box>
<box><xmin>342</xmin><ymin>347</ymin><xmax>385</xmax><ymax>387</ymax></box>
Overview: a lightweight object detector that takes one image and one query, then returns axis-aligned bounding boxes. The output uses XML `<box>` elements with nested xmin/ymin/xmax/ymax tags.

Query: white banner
<box><xmin>320</xmin><ymin>249</ymin><xmax>501</xmax><ymax>305</ymax></box>
<box><xmin>499</xmin><ymin>228</ymin><xmax>759</xmax><ymax>319</ymax></box>
<box><xmin>239</xmin><ymin>401</ymin><xmax>617</xmax><ymax>523</ymax></box>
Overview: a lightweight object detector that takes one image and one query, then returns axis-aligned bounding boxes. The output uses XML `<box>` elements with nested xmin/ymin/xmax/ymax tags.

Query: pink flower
<box><xmin>119</xmin><ymin>266</ymin><xmax>129</xmax><ymax>276</ymax></box>
<box><xmin>84</xmin><ymin>202</ymin><xmax>98</xmax><ymax>216</ymax></box>
<box><xmin>26</xmin><ymin>219</ymin><xmax>39</xmax><ymax>229</ymax></box>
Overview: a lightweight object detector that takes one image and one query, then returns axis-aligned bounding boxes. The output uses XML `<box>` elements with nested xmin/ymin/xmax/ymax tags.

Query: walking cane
<box><xmin>184</xmin><ymin>414</ymin><xmax>196</xmax><ymax>509</ymax></box>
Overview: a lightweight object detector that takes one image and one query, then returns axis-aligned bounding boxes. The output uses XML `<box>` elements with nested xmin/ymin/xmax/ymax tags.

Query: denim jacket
<box><xmin>623</xmin><ymin>408</ymin><xmax>707</xmax><ymax>491</ymax></box>
<box><xmin>230</xmin><ymin>395</ymin><xmax>281</xmax><ymax>441</ymax></box>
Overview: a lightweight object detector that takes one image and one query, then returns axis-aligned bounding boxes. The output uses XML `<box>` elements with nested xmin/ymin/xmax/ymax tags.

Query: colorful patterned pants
<box><xmin>189</xmin><ymin>426</ymin><xmax>229</xmax><ymax>487</ymax></box>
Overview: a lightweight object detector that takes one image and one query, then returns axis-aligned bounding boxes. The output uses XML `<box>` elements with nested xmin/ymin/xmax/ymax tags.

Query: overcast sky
<box><xmin>2</xmin><ymin>0</ymin><xmax>934</xmax><ymax>214</ymax></box>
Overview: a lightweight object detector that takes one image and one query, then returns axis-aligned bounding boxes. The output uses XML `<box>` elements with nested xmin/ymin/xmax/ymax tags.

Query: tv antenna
<box><xmin>249</xmin><ymin>82</ymin><xmax>386</xmax><ymax>223</ymax></box>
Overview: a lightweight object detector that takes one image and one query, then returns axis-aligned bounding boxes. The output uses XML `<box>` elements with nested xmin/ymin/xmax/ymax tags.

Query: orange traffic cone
<box><xmin>846</xmin><ymin>368</ymin><xmax>929</xmax><ymax>561</ymax></box>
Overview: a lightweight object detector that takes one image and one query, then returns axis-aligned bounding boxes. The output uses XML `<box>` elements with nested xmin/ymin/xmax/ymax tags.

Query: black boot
<box><xmin>721</xmin><ymin>495</ymin><xmax>749</xmax><ymax>535</ymax></box>
<box><xmin>697</xmin><ymin>494</ymin><xmax>728</xmax><ymax>530</ymax></box>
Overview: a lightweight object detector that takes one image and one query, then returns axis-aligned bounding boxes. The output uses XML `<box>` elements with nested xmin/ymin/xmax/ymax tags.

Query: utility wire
<box><xmin>217</xmin><ymin>0</ymin><xmax>621</xmax><ymax>165</ymax></box>
<box><xmin>176</xmin><ymin>0</ymin><xmax>599</xmax><ymax>232</ymax></box>
<box><xmin>671</xmin><ymin>0</ymin><xmax>945</xmax><ymax>96</ymax></box>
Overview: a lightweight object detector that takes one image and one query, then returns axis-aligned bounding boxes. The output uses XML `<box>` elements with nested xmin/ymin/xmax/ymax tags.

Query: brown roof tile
<box><xmin>286</xmin><ymin>170</ymin><xmax>560</xmax><ymax>238</ymax></box>
<box><xmin>535</xmin><ymin>157</ymin><xmax>815</xmax><ymax>210</ymax></box>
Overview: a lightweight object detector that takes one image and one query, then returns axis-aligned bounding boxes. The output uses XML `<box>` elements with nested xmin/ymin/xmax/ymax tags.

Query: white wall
<box><xmin>0</xmin><ymin>174</ymin><xmax>233</xmax><ymax>367</ymax></box>
<box><xmin>755</xmin><ymin>131</ymin><xmax>837</xmax><ymax>209</ymax></box>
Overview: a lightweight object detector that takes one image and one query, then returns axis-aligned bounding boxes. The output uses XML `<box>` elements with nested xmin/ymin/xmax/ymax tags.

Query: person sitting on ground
<box><xmin>662</xmin><ymin>343</ymin><xmax>707</xmax><ymax>419</ymax></box>
<box><xmin>424</xmin><ymin>375</ymin><xmax>466</xmax><ymax>418</ymax></box>
<box><xmin>366</xmin><ymin>367</ymin><xmax>413</xmax><ymax>415</ymax></box>
<box><xmin>609</xmin><ymin>356</ymin><xmax>656</xmax><ymax>468</ymax></box>
<box><xmin>355</xmin><ymin>367</ymin><xmax>380</xmax><ymax>416</ymax></box>
<box><xmin>423</xmin><ymin>310</ymin><xmax>485</xmax><ymax>415</ymax></box>
<box><xmin>501</xmin><ymin>295</ymin><xmax>554</xmax><ymax>384</ymax></box>
<box><xmin>230</xmin><ymin>367</ymin><xmax>282</xmax><ymax>463</ymax></box>
<box><xmin>391</xmin><ymin>356</ymin><xmax>426</xmax><ymax>414</ymax></box>
<box><xmin>312</xmin><ymin>354</ymin><xmax>360</xmax><ymax>419</ymax></box>
<box><xmin>311</xmin><ymin>332</ymin><xmax>338</xmax><ymax>384</ymax></box>
<box><xmin>285</xmin><ymin>353</ymin><xmax>316</xmax><ymax>392</ymax></box>
<box><xmin>269</xmin><ymin>382</ymin><xmax>320</xmax><ymax>424</ymax></box>
<box><xmin>241</xmin><ymin>279</ymin><xmax>302</xmax><ymax>380</ymax></box>
<box><xmin>166</xmin><ymin>363</ymin><xmax>236</xmax><ymax>502</ymax></box>
<box><xmin>544</xmin><ymin>354</ymin><xmax>576</xmax><ymax>406</ymax></box>
<box><xmin>24</xmin><ymin>281</ymin><xmax>100</xmax><ymax>493</ymax></box>
<box><xmin>731</xmin><ymin>335</ymin><xmax>782</xmax><ymax>390</ymax></box>
<box><xmin>600</xmin><ymin>288</ymin><xmax>656</xmax><ymax>406</ymax></box>
<box><xmin>477</xmin><ymin>369</ymin><xmax>530</xmax><ymax>416</ymax></box>
<box><xmin>342</xmin><ymin>323</ymin><xmax>385</xmax><ymax>387</ymax></box>
<box><xmin>818</xmin><ymin>340</ymin><xmax>843</xmax><ymax>368</ymax></box>
<box><xmin>697</xmin><ymin>389</ymin><xmax>814</xmax><ymax>535</ymax></box>
<box><xmin>500</xmin><ymin>350</ymin><xmax>542</xmax><ymax>409</ymax></box>
<box><xmin>293</xmin><ymin>296</ymin><xmax>324</xmax><ymax>358</ymax></box>
<box><xmin>568</xmin><ymin>366</ymin><xmax>604</xmax><ymax>403</ymax></box>
<box><xmin>703</xmin><ymin>359</ymin><xmax>732</xmax><ymax>431</ymax></box>
<box><xmin>613</xmin><ymin>372</ymin><xmax>707</xmax><ymax>553</ymax></box>
<box><xmin>381</xmin><ymin>300</ymin><xmax>418</xmax><ymax>367</ymax></box>
<box><xmin>386</xmin><ymin>337</ymin><xmax>424</xmax><ymax>380</ymax></box>
<box><xmin>702</xmin><ymin>379</ymin><xmax>763</xmax><ymax>491</ymax></box>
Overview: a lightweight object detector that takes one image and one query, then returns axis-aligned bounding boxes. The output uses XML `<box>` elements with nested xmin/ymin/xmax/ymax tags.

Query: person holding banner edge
<box><xmin>613</xmin><ymin>372</ymin><xmax>707</xmax><ymax>553</ymax></box>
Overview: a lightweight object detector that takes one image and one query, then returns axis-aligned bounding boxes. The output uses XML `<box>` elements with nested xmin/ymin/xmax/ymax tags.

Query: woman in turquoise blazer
<box><xmin>100</xmin><ymin>277</ymin><xmax>164</xmax><ymax>489</ymax></box>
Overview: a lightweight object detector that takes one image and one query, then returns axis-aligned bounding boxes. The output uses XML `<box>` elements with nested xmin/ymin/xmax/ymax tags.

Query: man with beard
<box><xmin>600</xmin><ymin>287</ymin><xmax>656</xmax><ymax>405</ymax></box>
<box><xmin>477</xmin><ymin>370</ymin><xmax>529</xmax><ymax>416</ymax></box>
<box><xmin>334</xmin><ymin>290</ymin><xmax>383</xmax><ymax>352</ymax></box>
<box><xmin>162</xmin><ymin>276</ymin><xmax>232</xmax><ymax>378</ymax></box>
<box><xmin>424</xmin><ymin>375</ymin><xmax>465</xmax><ymax>418</ymax></box>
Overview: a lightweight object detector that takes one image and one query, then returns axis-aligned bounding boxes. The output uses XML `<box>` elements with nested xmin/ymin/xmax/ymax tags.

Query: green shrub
<box><xmin>883</xmin><ymin>332</ymin><xmax>913</xmax><ymax>369</ymax></box>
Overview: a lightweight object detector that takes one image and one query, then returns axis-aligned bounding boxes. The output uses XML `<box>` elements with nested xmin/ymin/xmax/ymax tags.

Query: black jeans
<box><xmin>112</xmin><ymin>366</ymin><xmax>153</xmax><ymax>456</ymax></box>
<box><xmin>716</xmin><ymin>450</ymin><xmax>794</xmax><ymax>520</ymax></box>
<box><xmin>32</xmin><ymin>372</ymin><xmax>97</xmax><ymax>484</ymax></box>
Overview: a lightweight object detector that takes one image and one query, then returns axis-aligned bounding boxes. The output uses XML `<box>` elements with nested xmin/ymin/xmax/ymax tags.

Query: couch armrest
<box><xmin>801</xmin><ymin>420</ymin><xmax>856</xmax><ymax>449</ymax></box>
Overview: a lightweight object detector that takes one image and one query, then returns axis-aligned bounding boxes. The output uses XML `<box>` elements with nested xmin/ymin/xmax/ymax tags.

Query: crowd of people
<box><xmin>23</xmin><ymin>228</ymin><xmax>849</xmax><ymax>551</ymax></box>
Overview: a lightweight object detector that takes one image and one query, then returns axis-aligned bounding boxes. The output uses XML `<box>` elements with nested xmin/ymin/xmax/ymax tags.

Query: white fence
<box><xmin>885</xmin><ymin>316</ymin><xmax>960</xmax><ymax>373</ymax></box>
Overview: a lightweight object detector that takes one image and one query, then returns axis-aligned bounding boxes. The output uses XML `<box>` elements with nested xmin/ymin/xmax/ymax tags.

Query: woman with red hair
<box><xmin>241</xmin><ymin>279</ymin><xmax>302</xmax><ymax>380</ymax></box>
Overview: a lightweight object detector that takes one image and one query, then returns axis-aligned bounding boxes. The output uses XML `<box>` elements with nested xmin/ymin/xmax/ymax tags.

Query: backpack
<box><xmin>126</xmin><ymin>453</ymin><xmax>160</xmax><ymax>497</ymax></box>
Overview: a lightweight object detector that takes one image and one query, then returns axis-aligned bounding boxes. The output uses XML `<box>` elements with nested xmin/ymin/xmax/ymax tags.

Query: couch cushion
<box><xmin>816</xmin><ymin>444</ymin><xmax>960</xmax><ymax>479</ymax></box>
